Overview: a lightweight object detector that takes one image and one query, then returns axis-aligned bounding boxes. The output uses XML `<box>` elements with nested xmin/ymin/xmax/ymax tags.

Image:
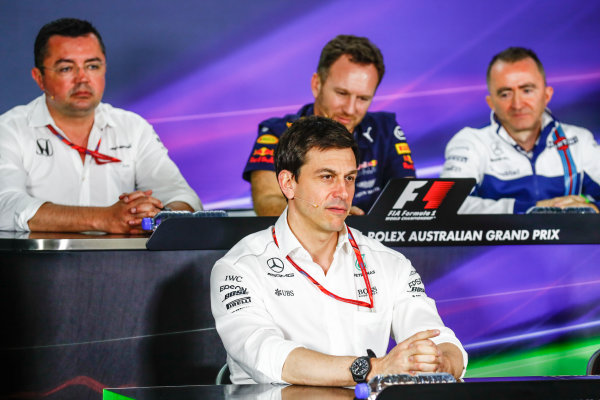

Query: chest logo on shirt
<box><xmin>358</xmin><ymin>159</ymin><xmax>378</xmax><ymax>173</ymax></box>
<box><xmin>36</xmin><ymin>139</ymin><xmax>54</xmax><ymax>156</ymax></box>
<box><xmin>354</xmin><ymin>254</ymin><xmax>376</xmax><ymax>277</ymax></box>
<box><xmin>267</xmin><ymin>257</ymin><xmax>285</xmax><ymax>273</ymax></box>
<box><xmin>274</xmin><ymin>288</ymin><xmax>294</xmax><ymax>297</ymax></box>
<box><xmin>358</xmin><ymin>286</ymin><xmax>378</xmax><ymax>297</ymax></box>
<box><xmin>362</xmin><ymin>126</ymin><xmax>374</xmax><ymax>143</ymax></box>
<box><xmin>109</xmin><ymin>144</ymin><xmax>132</xmax><ymax>150</ymax></box>
<box><xmin>356</xmin><ymin>179</ymin><xmax>376</xmax><ymax>189</ymax></box>
<box><xmin>491</xmin><ymin>142</ymin><xmax>503</xmax><ymax>156</ymax></box>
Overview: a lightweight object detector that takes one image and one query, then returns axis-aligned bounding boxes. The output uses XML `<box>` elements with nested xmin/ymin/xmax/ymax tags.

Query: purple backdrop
<box><xmin>1</xmin><ymin>0</ymin><xmax>599</xmax><ymax>208</ymax></box>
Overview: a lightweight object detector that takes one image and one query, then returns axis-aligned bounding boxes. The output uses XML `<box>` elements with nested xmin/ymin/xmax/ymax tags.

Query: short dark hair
<box><xmin>34</xmin><ymin>18</ymin><xmax>105</xmax><ymax>73</ymax></box>
<box><xmin>486</xmin><ymin>46</ymin><xmax>546</xmax><ymax>87</ymax></box>
<box><xmin>275</xmin><ymin>115</ymin><xmax>359</xmax><ymax>180</ymax></box>
<box><xmin>317</xmin><ymin>34</ymin><xmax>385</xmax><ymax>87</ymax></box>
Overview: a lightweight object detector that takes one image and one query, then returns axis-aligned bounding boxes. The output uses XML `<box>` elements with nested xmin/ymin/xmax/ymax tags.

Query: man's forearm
<box><xmin>253</xmin><ymin>194</ymin><xmax>287</xmax><ymax>216</ymax></box>
<box><xmin>27</xmin><ymin>203</ymin><xmax>109</xmax><ymax>232</ymax></box>
<box><xmin>282</xmin><ymin>347</ymin><xmax>356</xmax><ymax>386</ymax></box>
<box><xmin>165</xmin><ymin>201</ymin><xmax>195</xmax><ymax>212</ymax></box>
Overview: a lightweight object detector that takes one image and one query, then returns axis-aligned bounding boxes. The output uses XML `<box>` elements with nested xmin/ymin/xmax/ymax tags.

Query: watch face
<box><xmin>351</xmin><ymin>357</ymin><xmax>370</xmax><ymax>375</ymax></box>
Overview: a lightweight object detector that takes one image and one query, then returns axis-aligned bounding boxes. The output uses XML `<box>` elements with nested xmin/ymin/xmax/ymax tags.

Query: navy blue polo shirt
<box><xmin>242</xmin><ymin>104</ymin><xmax>415</xmax><ymax>212</ymax></box>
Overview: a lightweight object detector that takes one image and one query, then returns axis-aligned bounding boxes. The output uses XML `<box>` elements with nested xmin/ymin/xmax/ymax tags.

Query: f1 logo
<box><xmin>392</xmin><ymin>181</ymin><xmax>426</xmax><ymax>209</ymax></box>
<box><xmin>392</xmin><ymin>181</ymin><xmax>454</xmax><ymax>209</ymax></box>
<box><xmin>36</xmin><ymin>138</ymin><xmax>53</xmax><ymax>156</ymax></box>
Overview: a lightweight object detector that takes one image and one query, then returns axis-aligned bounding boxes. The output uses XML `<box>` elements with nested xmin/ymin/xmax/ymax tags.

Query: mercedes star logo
<box><xmin>267</xmin><ymin>257</ymin><xmax>284</xmax><ymax>273</ymax></box>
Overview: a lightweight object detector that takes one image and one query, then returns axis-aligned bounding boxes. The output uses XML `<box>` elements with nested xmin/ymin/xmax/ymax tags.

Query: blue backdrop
<box><xmin>1</xmin><ymin>0</ymin><xmax>599</xmax><ymax>209</ymax></box>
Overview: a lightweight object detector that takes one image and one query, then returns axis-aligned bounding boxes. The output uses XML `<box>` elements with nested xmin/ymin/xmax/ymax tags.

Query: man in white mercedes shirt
<box><xmin>211</xmin><ymin>116</ymin><xmax>466</xmax><ymax>385</ymax></box>
<box><xmin>441</xmin><ymin>46</ymin><xmax>600</xmax><ymax>214</ymax></box>
<box><xmin>0</xmin><ymin>18</ymin><xmax>201</xmax><ymax>233</ymax></box>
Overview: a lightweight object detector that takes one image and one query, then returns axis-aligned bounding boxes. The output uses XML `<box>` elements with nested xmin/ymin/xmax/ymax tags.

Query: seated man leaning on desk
<box><xmin>243</xmin><ymin>34</ymin><xmax>416</xmax><ymax>217</ymax></box>
<box><xmin>0</xmin><ymin>18</ymin><xmax>201</xmax><ymax>233</ymax></box>
<box><xmin>441</xmin><ymin>46</ymin><xmax>600</xmax><ymax>214</ymax></box>
<box><xmin>211</xmin><ymin>116</ymin><xmax>466</xmax><ymax>385</ymax></box>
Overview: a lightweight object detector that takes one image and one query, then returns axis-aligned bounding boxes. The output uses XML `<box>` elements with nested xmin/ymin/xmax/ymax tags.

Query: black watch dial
<box><xmin>350</xmin><ymin>356</ymin><xmax>371</xmax><ymax>382</ymax></box>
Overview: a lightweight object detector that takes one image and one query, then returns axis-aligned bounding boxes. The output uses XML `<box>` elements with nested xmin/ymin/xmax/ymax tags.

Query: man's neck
<box><xmin>504</xmin><ymin>121</ymin><xmax>542</xmax><ymax>153</ymax></box>
<box><xmin>287</xmin><ymin>213</ymin><xmax>340</xmax><ymax>275</ymax></box>
<box><xmin>47</xmin><ymin>105</ymin><xmax>95</xmax><ymax>148</ymax></box>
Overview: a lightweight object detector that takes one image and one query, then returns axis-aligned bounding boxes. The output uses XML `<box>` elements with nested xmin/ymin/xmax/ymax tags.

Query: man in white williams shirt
<box><xmin>0</xmin><ymin>18</ymin><xmax>201</xmax><ymax>233</ymax></box>
<box><xmin>441</xmin><ymin>46</ymin><xmax>600</xmax><ymax>214</ymax></box>
<box><xmin>211</xmin><ymin>115</ymin><xmax>466</xmax><ymax>385</ymax></box>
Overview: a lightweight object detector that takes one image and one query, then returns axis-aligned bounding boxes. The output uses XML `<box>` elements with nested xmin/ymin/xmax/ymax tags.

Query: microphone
<box><xmin>293</xmin><ymin>196</ymin><xmax>319</xmax><ymax>208</ymax></box>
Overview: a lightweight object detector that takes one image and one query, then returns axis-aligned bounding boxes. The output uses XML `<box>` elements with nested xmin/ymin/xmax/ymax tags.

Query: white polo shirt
<box><xmin>0</xmin><ymin>95</ymin><xmax>202</xmax><ymax>231</ymax></box>
<box><xmin>210</xmin><ymin>209</ymin><xmax>467</xmax><ymax>384</ymax></box>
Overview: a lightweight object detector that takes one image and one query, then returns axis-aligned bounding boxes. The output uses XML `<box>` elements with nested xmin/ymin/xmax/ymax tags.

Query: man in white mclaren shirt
<box><xmin>211</xmin><ymin>116</ymin><xmax>466</xmax><ymax>385</ymax></box>
<box><xmin>0</xmin><ymin>18</ymin><xmax>201</xmax><ymax>233</ymax></box>
<box><xmin>441</xmin><ymin>46</ymin><xmax>600</xmax><ymax>214</ymax></box>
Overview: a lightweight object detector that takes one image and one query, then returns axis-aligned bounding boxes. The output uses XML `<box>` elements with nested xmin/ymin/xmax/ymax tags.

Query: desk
<box><xmin>103</xmin><ymin>377</ymin><xmax>600</xmax><ymax>400</ymax></box>
<box><xmin>2</xmin><ymin>214</ymin><xmax>600</xmax><ymax>400</ymax></box>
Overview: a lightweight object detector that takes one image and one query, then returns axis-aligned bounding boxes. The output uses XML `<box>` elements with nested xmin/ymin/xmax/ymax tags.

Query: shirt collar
<box><xmin>490</xmin><ymin>109</ymin><xmax>554</xmax><ymax>154</ymax></box>
<box><xmin>273</xmin><ymin>207</ymin><xmax>352</xmax><ymax>259</ymax></box>
<box><xmin>28</xmin><ymin>94</ymin><xmax>114</xmax><ymax>131</ymax></box>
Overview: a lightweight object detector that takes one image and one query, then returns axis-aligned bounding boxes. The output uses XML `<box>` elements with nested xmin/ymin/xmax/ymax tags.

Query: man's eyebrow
<box><xmin>518</xmin><ymin>83</ymin><xmax>537</xmax><ymax>89</ymax></box>
<box><xmin>315</xmin><ymin>168</ymin><xmax>338</xmax><ymax>175</ymax></box>
<box><xmin>53</xmin><ymin>57</ymin><xmax>103</xmax><ymax>65</ymax></box>
<box><xmin>495</xmin><ymin>87</ymin><xmax>513</xmax><ymax>95</ymax></box>
<box><xmin>346</xmin><ymin>169</ymin><xmax>358</xmax><ymax>176</ymax></box>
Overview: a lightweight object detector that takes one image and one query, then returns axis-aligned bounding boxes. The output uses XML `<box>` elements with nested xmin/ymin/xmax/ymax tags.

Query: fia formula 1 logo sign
<box><xmin>386</xmin><ymin>181</ymin><xmax>454</xmax><ymax>221</ymax></box>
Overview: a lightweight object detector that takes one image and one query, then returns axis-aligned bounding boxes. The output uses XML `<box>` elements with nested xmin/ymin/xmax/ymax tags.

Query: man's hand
<box><xmin>369</xmin><ymin>330</ymin><xmax>464</xmax><ymax>379</ymax></box>
<box><xmin>349</xmin><ymin>205</ymin><xmax>365</xmax><ymax>215</ymax></box>
<box><xmin>105</xmin><ymin>190</ymin><xmax>164</xmax><ymax>233</ymax></box>
<box><xmin>536</xmin><ymin>195</ymin><xmax>598</xmax><ymax>213</ymax></box>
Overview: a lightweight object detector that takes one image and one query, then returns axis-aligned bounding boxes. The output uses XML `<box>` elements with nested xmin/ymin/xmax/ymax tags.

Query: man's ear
<box><xmin>31</xmin><ymin>68</ymin><xmax>45</xmax><ymax>92</ymax></box>
<box><xmin>310</xmin><ymin>72</ymin><xmax>321</xmax><ymax>99</ymax></box>
<box><xmin>278</xmin><ymin>170</ymin><xmax>296</xmax><ymax>200</ymax></box>
<box><xmin>544</xmin><ymin>85</ymin><xmax>554</xmax><ymax>107</ymax></box>
<box><xmin>485</xmin><ymin>94</ymin><xmax>494</xmax><ymax>112</ymax></box>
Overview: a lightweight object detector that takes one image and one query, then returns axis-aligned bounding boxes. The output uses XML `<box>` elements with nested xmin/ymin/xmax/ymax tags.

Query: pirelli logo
<box><xmin>395</xmin><ymin>143</ymin><xmax>411</xmax><ymax>155</ymax></box>
<box><xmin>225</xmin><ymin>296</ymin><xmax>251</xmax><ymax>310</ymax></box>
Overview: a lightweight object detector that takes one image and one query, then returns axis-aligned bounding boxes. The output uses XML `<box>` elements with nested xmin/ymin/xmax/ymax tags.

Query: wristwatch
<box><xmin>350</xmin><ymin>349</ymin><xmax>376</xmax><ymax>383</ymax></box>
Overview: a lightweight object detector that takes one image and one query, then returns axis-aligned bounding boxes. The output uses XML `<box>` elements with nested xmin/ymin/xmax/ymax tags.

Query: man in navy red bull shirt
<box><xmin>243</xmin><ymin>35</ymin><xmax>416</xmax><ymax>216</ymax></box>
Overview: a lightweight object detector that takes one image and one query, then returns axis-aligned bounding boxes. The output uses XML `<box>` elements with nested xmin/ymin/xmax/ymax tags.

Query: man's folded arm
<box><xmin>26</xmin><ymin>197</ymin><xmax>157</xmax><ymax>233</ymax></box>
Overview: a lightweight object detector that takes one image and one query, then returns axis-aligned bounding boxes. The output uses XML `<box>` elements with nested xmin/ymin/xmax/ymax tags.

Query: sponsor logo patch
<box><xmin>358</xmin><ymin>286</ymin><xmax>378</xmax><ymax>297</ymax></box>
<box><xmin>274</xmin><ymin>289</ymin><xmax>294</xmax><ymax>297</ymax></box>
<box><xmin>223</xmin><ymin>288</ymin><xmax>248</xmax><ymax>301</ymax></box>
<box><xmin>267</xmin><ymin>257</ymin><xmax>285</xmax><ymax>273</ymax></box>
<box><xmin>394</xmin><ymin>126</ymin><xmax>406</xmax><ymax>141</ymax></box>
<box><xmin>36</xmin><ymin>139</ymin><xmax>53</xmax><ymax>156</ymax></box>
<box><xmin>395</xmin><ymin>142</ymin><xmax>411</xmax><ymax>155</ymax></box>
<box><xmin>257</xmin><ymin>134</ymin><xmax>279</xmax><ymax>144</ymax></box>
<box><xmin>358</xmin><ymin>159</ymin><xmax>377</xmax><ymax>170</ymax></box>
<box><xmin>249</xmin><ymin>147</ymin><xmax>274</xmax><ymax>163</ymax></box>
<box><xmin>225</xmin><ymin>296</ymin><xmax>251</xmax><ymax>310</ymax></box>
<box><xmin>356</xmin><ymin>179</ymin><xmax>376</xmax><ymax>189</ymax></box>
